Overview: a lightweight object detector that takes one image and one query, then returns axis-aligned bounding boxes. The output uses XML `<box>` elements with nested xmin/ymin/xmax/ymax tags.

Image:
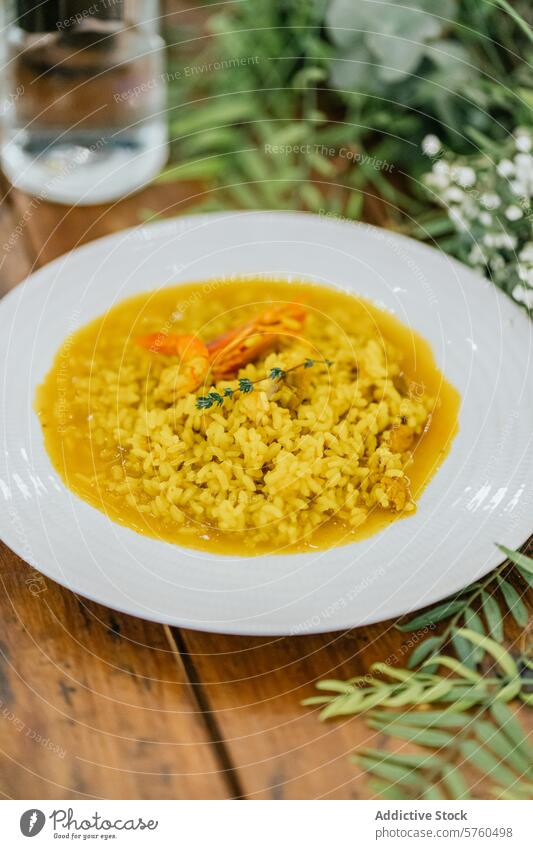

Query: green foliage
<box><xmin>304</xmin><ymin>545</ymin><xmax>533</xmax><ymax>800</ymax></box>
<box><xmin>327</xmin><ymin>0</ymin><xmax>459</xmax><ymax>86</ymax></box>
<box><xmin>159</xmin><ymin>0</ymin><xmax>533</xmax><ymax>218</ymax></box>
<box><xmin>394</xmin><ymin>552</ymin><xmax>533</xmax><ymax>670</ymax></box>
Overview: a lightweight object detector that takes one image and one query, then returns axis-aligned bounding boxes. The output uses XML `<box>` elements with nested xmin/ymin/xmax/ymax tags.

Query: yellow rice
<box><xmin>36</xmin><ymin>279</ymin><xmax>437</xmax><ymax>552</ymax></box>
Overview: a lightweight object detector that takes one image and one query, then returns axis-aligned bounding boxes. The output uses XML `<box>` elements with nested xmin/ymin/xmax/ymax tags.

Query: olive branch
<box><xmin>304</xmin><ymin>545</ymin><xmax>533</xmax><ymax>800</ymax></box>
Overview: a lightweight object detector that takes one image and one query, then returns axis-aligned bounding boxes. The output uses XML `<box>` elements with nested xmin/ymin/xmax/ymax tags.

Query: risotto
<box><xmin>35</xmin><ymin>279</ymin><xmax>459</xmax><ymax>554</ymax></box>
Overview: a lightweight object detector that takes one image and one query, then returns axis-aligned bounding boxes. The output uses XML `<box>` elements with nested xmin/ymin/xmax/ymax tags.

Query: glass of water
<box><xmin>1</xmin><ymin>0</ymin><xmax>168</xmax><ymax>205</ymax></box>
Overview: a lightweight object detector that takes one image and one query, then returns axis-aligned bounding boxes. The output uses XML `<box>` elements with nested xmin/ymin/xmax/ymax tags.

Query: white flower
<box><xmin>512</xmin><ymin>153</ymin><xmax>533</xmax><ymax>197</ymax></box>
<box><xmin>449</xmin><ymin>207</ymin><xmax>468</xmax><ymax>231</ymax></box>
<box><xmin>468</xmin><ymin>244</ymin><xmax>485</xmax><ymax>264</ymax></box>
<box><xmin>454</xmin><ymin>166</ymin><xmax>476</xmax><ymax>187</ymax></box>
<box><xmin>521</xmin><ymin>267</ymin><xmax>533</xmax><ymax>286</ymax></box>
<box><xmin>444</xmin><ymin>186</ymin><xmax>465</xmax><ymax>203</ymax></box>
<box><xmin>515</xmin><ymin>130</ymin><xmax>532</xmax><ymax>153</ymax></box>
<box><xmin>490</xmin><ymin>255</ymin><xmax>505</xmax><ymax>271</ymax></box>
<box><xmin>505</xmin><ymin>205</ymin><xmax>523</xmax><ymax>221</ymax></box>
<box><xmin>499</xmin><ymin>233</ymin><xmax>517</xmax><ymax>250</ymax></box>
<box><xmin>479</xmin><ymin>212</ymin><xmax>492</xmax><ymax>226</ymax></box>
<box><xmin>480</xmin><ymin>192</ymin><xmax>500</xmax><ymax>210</ymax></box>
<box><xmin>519</xmin><ymin>242</ymin><xmax>533</xmax><ymax>264</ymax></box>
<box><xmin>422</xmin><ymin>134</ymin><xmax>441</xmax><ymax>156</ymax></box>
<box><xmin>512</xmin><ymin>284</ymin><xmax>533</xmax><ymax>308</ymax></box>
<box><xmin>497</xmin><ymin>158</ymin><xmax>514</xmax><ymax>178</ymax></box>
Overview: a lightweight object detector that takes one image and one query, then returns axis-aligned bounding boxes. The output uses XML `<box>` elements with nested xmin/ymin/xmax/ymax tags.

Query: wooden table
<box><xmin>0</xmin><ymin>179</ymin><xmax>530</xmax><ymax>800</ymax></box>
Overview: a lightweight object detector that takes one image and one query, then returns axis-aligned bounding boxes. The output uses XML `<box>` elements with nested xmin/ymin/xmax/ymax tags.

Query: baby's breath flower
<box><xmin>505</xmin><ymin>205</ymin><xmax>523</xmax><ymax>221</ymax></box>
<box><xmin>480</xmin><ymin>193</ymin><xmax>500</xmax><ymax>210</ymax></box>
<box><xmin>454</xmin><ymin>166</ymin><xmax>476</xmax><ymax>187</ymax></box>
<box><xmin>512</xmin><ymin>284</ymin><xmax>533</xmax><ymax>309</ymax></box>
<box><xmin>423</xmin><ymin>130</ymin><xmax>533</xmax><ymax>309</ymax></box>
<box><xmin>515</xmin><ymin>130</ymin><xmax>532</xmax><ymax>153</ymax></box>
<box><xmin>519</xmin><ymin>243</ymin><xmax>533</xmax><ymax>264</ymax></box>
<box><xmin>444</xmin><ymin>186</ymin><xmax>464</xmax><ymax>203</ymax></box>
<box><xmin>497</xmin><ymin>159</ymin><xmax>515</xmax><ymax>178</ymax></box>
<box><xmin>421</xmin><ymin>134</ymin><xmax>441</xmax><ymax>157</ymax></box>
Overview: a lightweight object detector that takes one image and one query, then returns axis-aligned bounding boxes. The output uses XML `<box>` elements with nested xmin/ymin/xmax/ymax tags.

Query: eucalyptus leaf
<box><xmin>496</xmin><ymin>576</ymin><xmax>529</xmax><ymax>628</ymax></box>
<box><xmin>369</xmin><ymin>709</ymin><xmax>465</xmax><ymax>729</ymax></box>
<box><xmin>490</xmin><ymin>702</ymin><xmax>533</xmax><ymax>758</ymax></box>
<box><xmin>355</xmin><ymin>755</ymin><xmax>426</xmax><ymax>787</ymax></box>
<box><xmin>397</xmin><ymin>599</ymin><xmax>465</xmax><ymax>631</ymax></box>
<box><xmin>474</xmin><ymin>721</ymin><xmax>531</xmax><ymax>776</ymax></box>
<box><xmin>407</xmin><ymin>636</ymin><xmax>442</xmax><ymax>668</ymax></box>
<box><xmin>481</xmin><ymin>591</ymin><xmax>504</xmax><ymax>642</ymax></box>
<box><xmin>456</xmin><ymin>629</ymin><xmax>519</xmax><ymax>680</ymax></box>
<box><xmin>372</xmin><ymin>722</ymin><xmax>454</xmax><ymax>748</ymax></box>
<box><xmin>459</xmin><ymin>740</ymin><xmax>519</xmax><ymax>787</ymax></box>
<box><xmin>441</xmin><ymin>765</ymin><xmax>471</xmax><ymax>800</ymax></box>
<box><xmin>498</xmin><ymin>545</ymin><xmax>533</xmax><ymax>575</ymax></box>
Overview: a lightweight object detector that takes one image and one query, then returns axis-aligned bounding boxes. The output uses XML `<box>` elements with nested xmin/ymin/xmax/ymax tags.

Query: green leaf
<box><xmin>156</xmin><ymin>157</ymin><xmax>225</xmax><ymax>183</ymax></box>
<box><xmin>497</xmin><ymin>545</ymin><xmax>533</xmax><ymax>575</ymax></box>
<box><xmin>421</xmin><ymin>655</ymin><xmax>482</xmax><ymax>683</ymax></box>
<box><xmin>370</xmin><ymin>722</ymin><xmax>454</xmax><ymax>748</ymax></box>
<box><xmin>496</xmin><ymin>576</ymin><xmax>529</xmax><ymax>627</ymax></box>
<box><xmin>481</xmin><ymin>591</ymin><xmax>504</xmax><ymax>642</ymax></box>
<box><xmin>368</xmin><ymin>779</ymin><xmax>410</xmax><ymax>800</ymax></box>
<box><xmin>452</xmin><ymin>632</ymin><xmax>478</xmax><ymax>669</ymax></box>
<box><xmin>397</xmin><ymin>600</ymin><xmax>466</xmax><ymax>631</ymax></box>
<box><xmin>355</xmin><ymin>755</ymin><xmax>424</xmax><ymax>787</ymax></box>
<box><xmin>407</xmin><ymin>636</ymin><xmax>442</xmax><ymax>669</ymax></box>
<box><xmin>315</xmin><ymin>679</ymin><xmax>356</xmax><ymax>694</ymax></box>
<box><xmin>462</xmin><ymin>607</ymin><xmax>485</xmax><ymax>663</ymax></box>
<box><xmin>456</xmin><ymin>629</ymin><xmax>519</xmax><ymax>680</ymax></box>
<box><xmin>370</xmin><ymin>709</ymin><xmax>465</xmax><ymax>729</ymax></box>
<box><xmin>441</xmin><ymin>765</ymin><xmax>471</xmax><ymax>800</ymax></box>
<box><xmin>169</xmin><ymin>97</ymin><xmax>258</xmax><ymax>138</ymax></box>
<box><xmin>459</xmin><ymin>740</ymin><xmax>519</xmax><ymax>787</ymax></box>
<box><xmin>474</xmin><ymin>721</ymin><xmax>531</xmax><ymax>776</ymax></box>
<box><xmin>490</xmin><ymin>703</ymin><xmax>533</xmax><ymax>760</ymax></box>
<box><xmin>423</xmin><ymin>784</ymin><xmax>444</xmax><ymax>800</ymax></box>
<box><xmin>364</xmin><ymin>749</ymin><xmax>443</xmax><ymax>770</ymax></box>
<box><xmin>238</xmin><ymin>378</ymin><xmax>254</xmax><ymax>394</ymax></box>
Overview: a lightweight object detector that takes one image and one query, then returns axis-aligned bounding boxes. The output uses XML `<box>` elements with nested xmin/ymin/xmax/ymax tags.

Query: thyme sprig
<box><xmin>196</xmin><ymin>358</ymin><xmax>333</xmax><ymax>410</ymax></box>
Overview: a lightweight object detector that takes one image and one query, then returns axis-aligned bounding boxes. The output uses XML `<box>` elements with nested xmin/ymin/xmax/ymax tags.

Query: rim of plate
<box><xmin>0</xmin><ymin>210</ymin><xmax>531</xmax><ymax>635</ymax></box>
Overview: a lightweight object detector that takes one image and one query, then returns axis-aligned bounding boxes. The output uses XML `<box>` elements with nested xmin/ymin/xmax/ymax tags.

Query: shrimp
<box><xmin>136</xmin><ymin>303</ymin><xmax>307</xmax><ymax>393</ymax></box>
<box><xmin>136</xmin><ymin>333</ymin><xmax>210</xmax><ymax>395</ymax></box>
<box><xmin>207</xmin><ymin>303</ymin><xmax>307</xmax><ymax>379</ymax></box>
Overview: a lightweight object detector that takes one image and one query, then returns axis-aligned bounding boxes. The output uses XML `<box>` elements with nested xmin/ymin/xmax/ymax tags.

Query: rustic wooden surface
<box><xmin>0</xmin><ymin>176</ymin><xmax>531</xmax><ymax>800</ymax></box>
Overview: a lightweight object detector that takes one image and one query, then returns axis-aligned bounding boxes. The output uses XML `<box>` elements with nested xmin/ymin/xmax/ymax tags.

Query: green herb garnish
<box><xmin>196</xmin><ymin>359</ymin><xmax>333</xmax><ymax>410</ymax></box>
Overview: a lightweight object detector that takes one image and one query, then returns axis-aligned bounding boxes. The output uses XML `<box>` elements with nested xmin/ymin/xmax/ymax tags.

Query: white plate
<box><xmin>0</xmin><ymin>211</ymin><xmax>532</xmax><ymax>635</ymax></box>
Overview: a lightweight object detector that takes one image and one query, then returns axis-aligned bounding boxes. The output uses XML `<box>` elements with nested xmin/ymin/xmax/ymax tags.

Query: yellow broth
<box><xmin>35</xmin><ymin>279</ymin><xmax>460</xmax><ymax>555</ymax></box>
